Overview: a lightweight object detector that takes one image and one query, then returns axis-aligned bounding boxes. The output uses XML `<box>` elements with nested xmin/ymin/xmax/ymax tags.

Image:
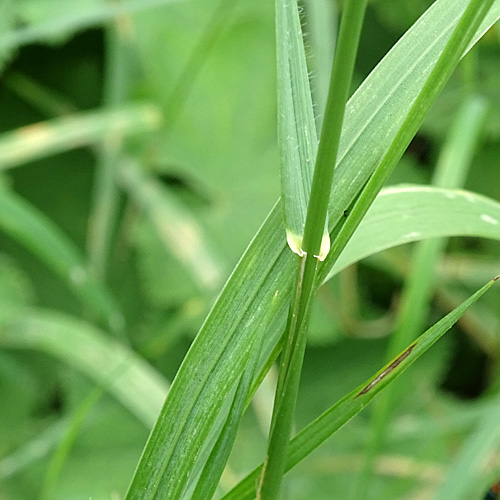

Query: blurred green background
<box><xmin>1</xmin><ymin>0</ymin><xmax>500</xmax><ymax>499</ymax></box>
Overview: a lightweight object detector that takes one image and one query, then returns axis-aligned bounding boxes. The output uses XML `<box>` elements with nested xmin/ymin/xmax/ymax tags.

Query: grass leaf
<box><xmin>323</xmin><ymin>0</ymin><xmax>494</xmax><ymax>275</ymax></box>
<box><xmin>222</xmin><ymin>275</ymin><xmax>499</xmax><ymax>500</ymax></box>
<box><xmin>276</xmin><ymin>0</ymin><xmax>328</xmax><ymax>259</ymax></box>
<box><xmin>0</xmin><ymin>0</ymin><xmax>183</xmax><ymax>52</ymax></box>
<box><xmin>0</xmin><ymin>188</ymin><xmax>124</xmax><ymax>332</ymax></box>
<box><xmin>0</xmin><ymin>310</ymin><xmax>169</xmax><ymax>427</ymax></box>
<box><xmin>328</xmin><ymin>185</ymin><xmax>500</xmax><ymax>279</ymax></box>
<box><xmin>0</xmin><ymin>104</ymin><xmax>161</xmax><ymax>170</ymax></box>
<box><xmin>124</xmin><ymin>2</ymin><xmax>500</xmax><ymax>498</ymax></box>
<box><xmin>259</xmin><ymin>0</ymin><xmax>368</xmax><ymax>496</ymax></box>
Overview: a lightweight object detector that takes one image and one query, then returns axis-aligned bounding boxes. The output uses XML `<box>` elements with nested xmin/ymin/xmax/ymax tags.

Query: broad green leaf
<box><xmin>221</xmin><ymin>276</ymin><xmax>499</xmax><ymax>500</ymax></box>
<box><xmin>276</xmin><ymin>0</ymin><xmax>329</xmax><ymax>259</ymax></box>
<box><xmin>0</xmin><ymin>188</ymin><xmax>124</xmax><ymax>333</ymax></box>
<box><xmin>0</xmin><ymin>309</ymin><xmax>169</xmax><ymax>427</ymax></box>
<box><xmin>124</xmin><ymin>2</ymin><xmax>500</xmax><ymax>498</ymax></box>
<box><xmin>0</xmin><ymin>103</ymin><xmax>161</xmax><ymax>170</ymax></box>
<box><xmin>329</xmin><ymin>185</ymin><xmax>500</xmax><ymax>279</ymax></box>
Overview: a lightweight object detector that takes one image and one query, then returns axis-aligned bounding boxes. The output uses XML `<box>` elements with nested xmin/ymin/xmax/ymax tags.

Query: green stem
<box><xmin>163</xmin><ymin>0</ymin><xmax>238</xmax><ymax>137</ymax></box>
<box><xmin>87</xmin><ymin>23</ymin><xmax>129</xmax><ymax>279</ymax></box>
<box><xmin>257</xmin><ymin>253</ymin><xmax>318</xmax><ymax>499</ymax></box>
<box><xmin>301</xmin><ymin>0</ymin><xmax>368</xmax><ymax>258</ymax></box>
<box><xmin>257</xmin><ymin>1</ymin><xmax>367</xmax><ymax>498</ymax></box>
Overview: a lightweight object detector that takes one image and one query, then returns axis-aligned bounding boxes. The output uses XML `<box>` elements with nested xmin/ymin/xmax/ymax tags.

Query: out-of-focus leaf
<box><xmin>0</xmin><ymin>104</ymin><xmax>162</xmax><ymax>170</ymax></box>
<box><xmin>0</xmin><ymin>188</ymin><xmax>124</xmax><ymax>332</ymax></box>
<box><xmin>133</xmin><ymin>1</ymin><xmax>280</xmax><ymax>264</ymax></box>
<box><xmin>0</xmin><ymin>0</ymin><xmax>183</xmax><ymax>51</ymax></box>
<box><xmin>431</xmin><ymin>390</ymin><xmax>500</xmax><ymax>499</ymax></box>
<box><xmin>120</xmin><ymin>160</ymin><xmax>224</xmax><ymax>291</ymax></box>
<box><xmin>0</xmin><ymin>310</ymin><xmax>169</xmax><ymax>427</ymax></box>
<box><xmin>0</xmin><ymin>419</ymin><xmax>66</xmax><ymax>481</ymax></box>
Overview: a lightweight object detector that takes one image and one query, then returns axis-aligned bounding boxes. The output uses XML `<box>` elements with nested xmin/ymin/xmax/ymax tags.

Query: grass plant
<box><xmin>0</xmin><ymin>1</ymin><xmax>500</xmax><ymax>499</ymax></box>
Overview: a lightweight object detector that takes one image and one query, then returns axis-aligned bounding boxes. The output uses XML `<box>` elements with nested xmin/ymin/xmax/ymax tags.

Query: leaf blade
<box><xmin>0</xmin><ymin>310</ymin><xmax>169</xmax><ymax>427</ymax></box>
<box><xmin>222</xmin><ymin>276</ymin><xmax>499</xmax><ymax>500</ymax></box>
<box><xmin>124</xmin><ymin>2</ymin><xmax>500</xmax><ymax>497</ymax></box>
<box><xmin>277</xmin><ymin>0</ymin><xmax>329</xmax><ymax>258</ymax></box>
<box><xmin>0</xmin><ymin>189</ymin><xmax>124</xmax><ymax>332</ymax></box>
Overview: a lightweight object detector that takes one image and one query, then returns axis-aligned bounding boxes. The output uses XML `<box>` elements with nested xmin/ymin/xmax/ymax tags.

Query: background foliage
<box><xmin>0</xmin><ymin>0</ymin><xmax>499</xmax><ymax>499</ymax></box>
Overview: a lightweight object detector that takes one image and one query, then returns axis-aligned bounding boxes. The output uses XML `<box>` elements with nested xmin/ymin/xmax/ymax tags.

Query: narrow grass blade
<box><xmin>0</xmin><ymin>188</ymin><xmax>124</xmax><ymax>333</ymax></box>
<box><xmin>0</xmin><ymin>310</ymin><xmax>169</xmax><ymax>427</ymax></box>
<box><xmin>0</xmin><ymin>104</ymin><xmax>161</xmax><ymax>170</ymax></box>
<box><xmin>222</xmin><ymin>276</ymin><xmax>500</xmax><ymax>500</ymax></box>
<box><xmin>192</xmin><ymin>333</ymin><xmax>262</xmax><ymax>500</ymax></box>
<box><xmin>353</xmin><ymin>95</ymin><xmax>489</xmax><ymax>499</ymax></box>
<box><xmin>0</xmin><ymin>420</ymin><xmax>66</xmax><ymax>481</ymax></box>
<box><xmin>124</xmin><ymin>3</ymin><xmax>500</xmax><ymax>498</ymax></box>
<box><xmin>432</xmin><ymin>392</ymin><xmax>500</xmax><ymax>500</ymax></box>
<box><xmin>276</xmin><ymin>0</ymin><xmax>329</xmax><ymax>259</ymax></box>
<box><xmin>0</xmin><ymin>0</ymin><xmax>183</xmax><ymax>52</ymax></box>
<box><xmin>119</xmin><ymin>160</ymin><xmax>223</xmax><ymax>290</ymax></box>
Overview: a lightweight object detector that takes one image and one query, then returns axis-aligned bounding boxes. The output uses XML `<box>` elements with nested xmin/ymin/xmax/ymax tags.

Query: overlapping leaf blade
<box><xmin>124</xmin><ymin>1</ymin><xmax>500</xmax><ymax>498</ymax></box>
<box><xmin>222</xmin><ymin>276</ymin><xmax>499</xmax><ymax>500</ymax></box>
<box><xmin>277</xmin><ymin>0</ymin><xmax>329</xmax><ymax>259</ymax></box>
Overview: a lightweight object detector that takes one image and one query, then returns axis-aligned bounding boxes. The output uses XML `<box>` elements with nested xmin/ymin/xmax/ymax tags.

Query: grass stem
<box><xmin>257</xmin><ymin>1</ymin><xmax>368</xmax><ymax>497</ymax></box>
